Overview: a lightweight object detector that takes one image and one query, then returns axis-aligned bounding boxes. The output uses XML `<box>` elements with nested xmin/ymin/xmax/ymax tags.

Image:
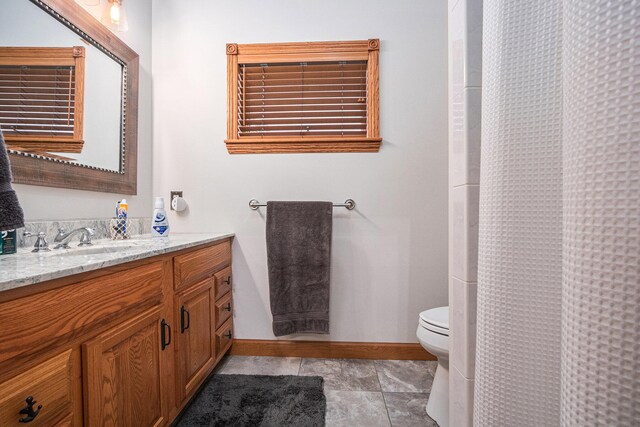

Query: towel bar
<box><xmin>249</xmin><ymin>199</ymin><xmax>356</xmax><ymax>210</ymax></box>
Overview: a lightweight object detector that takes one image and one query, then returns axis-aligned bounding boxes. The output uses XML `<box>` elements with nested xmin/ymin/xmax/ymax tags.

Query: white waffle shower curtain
<box><xmin>475</xmin><ymin>0</ymin><xmax>640</xmax><ymax>425</ymax></box>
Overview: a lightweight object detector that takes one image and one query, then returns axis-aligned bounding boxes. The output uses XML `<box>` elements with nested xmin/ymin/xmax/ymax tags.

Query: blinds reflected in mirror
<box><xmin>237</xmin><ymin>61</ymin><xmax>368</xmax><ymax>138</ymax></box>
<box><xmin>0</xmin><ymin>65</ymin><xmax>76</xmax><ymax>138</ymax></box>
<box><xmin>0</xmin><ymin>46</ymin><xmax>85</xmax><ymax>154</ymax></box>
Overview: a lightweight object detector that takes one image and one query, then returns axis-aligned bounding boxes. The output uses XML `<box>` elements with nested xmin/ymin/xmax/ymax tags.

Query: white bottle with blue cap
<box><xmin>151</xmin><ymin>197</ymin><xmax>170</xmax><ymax>237</ymax></box>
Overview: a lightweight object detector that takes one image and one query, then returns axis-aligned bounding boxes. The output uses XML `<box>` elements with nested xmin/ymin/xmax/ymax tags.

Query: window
<box><xmin>0</xmin><ymin>46</ymin><xmax>85</xmax><ymax>156</ymax></box>
<box><xmin>225</xmin><ymin>39</ymin><xmax>380</xmax><ymax>154</ymax></box>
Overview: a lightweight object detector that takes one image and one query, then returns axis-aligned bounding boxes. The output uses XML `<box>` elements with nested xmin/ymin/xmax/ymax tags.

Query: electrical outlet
<box><xmin>170</xmin><ymin>191</ymin><xmax>183</xmax><ymax>210</ymax></box>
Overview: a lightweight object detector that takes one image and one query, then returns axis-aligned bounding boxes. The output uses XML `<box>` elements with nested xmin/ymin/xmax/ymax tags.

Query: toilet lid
<box><xmin>419</xmin><ymin>307</ymin><xmax>449</xmax><ymax>330</ymax></box>
<box><xmin>419</xmin><ymin>318</ymin><xmax>449</xmax><ymax>336</ymax></box>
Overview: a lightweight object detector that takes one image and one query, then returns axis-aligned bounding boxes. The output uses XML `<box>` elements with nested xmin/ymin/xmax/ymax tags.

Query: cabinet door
<box><xmin>83</xmin><ymin>306</ymin><xmax>170</xmax><ymax>427</ymax></box>
<box><xmin>175</xmin><ymin>277</ymin><xmax>216</xmax><ymax>402</ymax></box>
<box><xmin>0</xmin><ymin>350</ymin><xmax>78</xmax><ymax>426</ymax></box>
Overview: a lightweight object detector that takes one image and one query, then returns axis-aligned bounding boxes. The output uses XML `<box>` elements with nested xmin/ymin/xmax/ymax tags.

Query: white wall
<box><xmin>12</xmin><ymin>0</ymin><xmax>153</xmax><ymax>220</ymax></box>
<box><xmin>152</xmin><ymin>0</ymin><xmax>449</xmax><ymax>342</ymax></box>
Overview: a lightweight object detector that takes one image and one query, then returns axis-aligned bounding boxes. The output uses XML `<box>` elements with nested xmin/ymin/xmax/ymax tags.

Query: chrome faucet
<box><xmin>53</xmin><ymin>227</ymin><xmax>96</xmax><ymax>249</ymax></box>
<box><xmin>23</xmin><ymin>231</ymin><xmax>50</xmax><ymax>252</ymax></box>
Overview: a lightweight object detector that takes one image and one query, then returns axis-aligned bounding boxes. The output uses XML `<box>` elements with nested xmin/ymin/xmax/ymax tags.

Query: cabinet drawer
<box><xmin>215</xmin><ymin>318</ymin><xmax>233</xmax><ymax>358</ymax></box>
<box><xmin>0</xmin><ymin>261</ymin><xmax>164</xmax><ymax>365</ymax></box>
<box><xmin>214</xmin><ymin>292</ymin><xmax>233</xmax><ymax>330</ymax></box>
<box><xmin>214</xmin><ymin>266</ymin><xmax>232</xmax><ymax>300</ymax></box>
<box><xmin>0</xmin><ymin>350</ymin><xmax>76</xmax><ymax>426</ymax></box>
<box><xmin>174</xmin><ymin>241</ymin><xmax>231</xmax><ymax>291</ymax></box>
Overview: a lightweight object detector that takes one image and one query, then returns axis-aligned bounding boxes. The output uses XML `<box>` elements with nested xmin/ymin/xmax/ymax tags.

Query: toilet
<box><xmin>417</xmin><ymin>306</ymin><xmax>449</xmax><ymax>427</ymax></box>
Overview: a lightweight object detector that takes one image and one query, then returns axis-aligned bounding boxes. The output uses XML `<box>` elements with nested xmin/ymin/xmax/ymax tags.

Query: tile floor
<box><xmin>214</xmin><ymin>355</ymin><xmax>439</xmax><ymax>427</ymax></box>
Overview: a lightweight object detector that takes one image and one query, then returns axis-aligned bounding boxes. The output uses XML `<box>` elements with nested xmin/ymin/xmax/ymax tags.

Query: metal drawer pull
<box><xmin>180</xmin><ymin>305</ymin><xmax>190</xmax><ymax>333</ymax></box>
<box><xmin>161</xmin><ymin>319</ymin><xmax>171</xmax><ymax>350</ymax></box>
<box><xmin>224</xmin><ymin>303</ymin><xmax>231</xmax><ymax>312</ymax></box>
<box><xmin>225</xmin><ymin>330</ymin><xmax>233</xmax><ymax>339</ymax></box>
<box><xmin>223</xmin><ymin>276</ymin><xmax>231</xmax><ymax>285</ymax></box>
<box><xmin>18</xmin><ymin>396</ymin><xmax>42</xmax><ymax>423</ymax></box>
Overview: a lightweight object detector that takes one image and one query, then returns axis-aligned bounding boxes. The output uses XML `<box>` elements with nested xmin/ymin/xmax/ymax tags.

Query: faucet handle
<box><xmin>23</xmin><ymin>231</ymin><xmax>50</xmax><ymax>253</ymax></box>
<box><xmin>78</xmin><ymin>228</ymin><xmax>96</xmax><ymax>247</ymax></box>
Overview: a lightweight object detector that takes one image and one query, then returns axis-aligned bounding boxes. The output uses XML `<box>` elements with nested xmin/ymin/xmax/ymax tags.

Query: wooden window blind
<box><xmin>238</xmin><ymin>61</ymin><xmax>368</xmax><ymax>138</ymax></box>
<box><xmin>0</xmin><ymin>47</ymin><xmax>85</xmax><ymax>154</ymax></box>
<box><xmin>226</xmin><ymin>40</ymin><xmax>380</xmax><ymax>154</ymax></box>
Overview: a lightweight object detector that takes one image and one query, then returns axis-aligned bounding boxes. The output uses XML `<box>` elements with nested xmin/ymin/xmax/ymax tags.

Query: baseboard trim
<box><xmin>229</xmin><ymin>339</ymin><xmax>435</xmax><ymax>360</ymax></box>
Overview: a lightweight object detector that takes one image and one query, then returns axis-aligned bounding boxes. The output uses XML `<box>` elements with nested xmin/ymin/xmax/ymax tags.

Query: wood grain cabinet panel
<box><xmin>216</xmin><ymin>319</ymin><xmax>234</xmax><ymax>359</ymax></box>
<box><xmin>215</xmin><ymin>292</ymin><xmax>233</xmax><ymax>331</ymax></box>
<box><xmin>175</xmin><ymin>278</ymin><xmax>216</xmax><ymax>403</ymax></box>
<box><xmin>0</xmin><ymin>261</ymin><xmax>164</xmax><ymax>366</ymax></box>
<box><xmin>214</xmin><ymin>266</ymin><xmax>232</xmax><ymax>300</ymax></box>
<box><xmin>83</xmin><ymin>306</ymin><xmax>170</xmax><ymax>427</ymax></box>
<box><xmin>173</xmin><ymin>241</ymin><xmax>231</xmax><ymax>291</ymax></box>
<box><xmin>0</xmin><ymin>350</ymin><xmax>77</xmax><ymax>426</ymax></box>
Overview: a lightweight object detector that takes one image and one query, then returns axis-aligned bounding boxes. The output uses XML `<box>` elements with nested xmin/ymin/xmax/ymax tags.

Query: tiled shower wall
<box><xmin>448</xmin><ymin>0</ymin><xmax>482</xmax><ymax>425</ymax></box>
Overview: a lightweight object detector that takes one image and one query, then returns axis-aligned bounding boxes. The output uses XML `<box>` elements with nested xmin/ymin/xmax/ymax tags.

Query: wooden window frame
<box><xmin>225</xmin><ymin>39</ymin><xmax>381</xmax><ymax>154</ymax></box>
<box><xmin>0</xmin><ymin>46</ymin><xmax>85</xmax><ymax>154</ymax></box>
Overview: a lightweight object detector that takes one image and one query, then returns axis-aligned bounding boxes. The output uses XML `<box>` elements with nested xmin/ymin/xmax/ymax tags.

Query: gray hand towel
<box><xmin>0</xmin><ymin>128</ymin><xmax>24</xmax><ymax>232</ymax></box>
<box><xmin>266</xmin><ymin>201</ymin><xmax>332</xmax><ymax>336</ymax></box>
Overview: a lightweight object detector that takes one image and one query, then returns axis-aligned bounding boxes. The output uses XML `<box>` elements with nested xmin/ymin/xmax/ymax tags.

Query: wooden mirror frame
<box><xmin>8</xmin><ymin>0</ymin><xmax>139</xmax><ymax>194</ymax></box>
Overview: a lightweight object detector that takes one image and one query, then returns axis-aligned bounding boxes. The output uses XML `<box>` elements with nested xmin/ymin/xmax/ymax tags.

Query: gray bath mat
<box><xmin>175</xmin><ymin>374</ymin><xmax>326</xmax><ymax>427</ymax></box>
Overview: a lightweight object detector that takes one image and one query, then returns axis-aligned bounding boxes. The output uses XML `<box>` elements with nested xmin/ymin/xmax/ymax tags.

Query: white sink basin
<box><xmin>64</xmin><ymin>244</ymin><xmax>138</xmax><ymax>256</ymax></box>
<box><xmin>40</xmin><ymin>242</ymin><xmax>140</xmax><ymax>257</ymax></box>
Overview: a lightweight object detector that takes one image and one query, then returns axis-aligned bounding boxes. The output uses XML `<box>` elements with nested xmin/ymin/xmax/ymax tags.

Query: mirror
<box><xmin>1</xmin><ymin>0</ymin><xmax>138</xmax><ymax>194</ymax></box>
<box><xmin>1</xmin><ymin>0</ymin><xmax>123</xmax><ymax>171</ymax></box>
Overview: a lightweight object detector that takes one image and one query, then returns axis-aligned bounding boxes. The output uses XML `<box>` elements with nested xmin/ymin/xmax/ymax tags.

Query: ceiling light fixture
<box><xmin>102</xmin><ymin>0</ymin><xmax>129</xmax><ymax>33</ymax></box>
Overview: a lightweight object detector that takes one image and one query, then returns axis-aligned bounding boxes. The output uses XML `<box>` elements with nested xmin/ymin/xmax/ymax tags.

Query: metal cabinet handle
<box><xmin>161</xmin><ymin>319</ymin><xmax>171</xmax><ymax>350</ymax></box>
<box><xmin>223</xmin><ymin>276</ymin><xmax>231</xmax><ymax>285</ymax></box>
<box><xmin>224</xmin><ymin>303</ymin><xmax>231</xmax><ymax>312</ymax></box>
<box><xmin>18</xmin><ymin>396</ymin><xmax>42</xmax><ymax>423</ymax></box>
<box><xmin>180</xmin><ymin>305</ymin><xmax>190</xmax><ymax>333</ymax></box>
<box><xmin>225</xmin><ymin>330</ymin><xmax>233</xmax><ymax>339</ymax></box>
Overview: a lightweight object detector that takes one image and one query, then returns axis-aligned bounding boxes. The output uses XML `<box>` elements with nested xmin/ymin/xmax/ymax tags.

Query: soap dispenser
<box><xmin>151</xmin><ymin>197</ymin><xmax>170</xmax><ymax>237</ymax></box>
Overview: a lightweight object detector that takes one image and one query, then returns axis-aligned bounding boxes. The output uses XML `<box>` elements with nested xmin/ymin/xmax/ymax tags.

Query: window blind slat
<box><xmin>242</xmin><ymin>77</ymin><xmax>366</xmax><ymax>86</ymax></box>
<box><xmin>245</xmin><ymin>84</ymin><xmax>365</xmax><ymax>94</ymax></box>
<box><xmin>242</xmin><ymin>63</ymin><xmax>366</xmax><ymax>73</ymax></box>
<box><xmin>244</xmin><ymin>111</ymin><xmax>366</xmax><ymax>119</ymax></box>
<box><xmin>0</xmin><ymin>102</ymin><xmax>75</xmax><ymax>115</ymax></box>
<box><xmin>243</xmin><ymin>117</ymin><xmax>366</xmax><ymax>125</ymax></box>
<box><xmin>244</xmin><ymin>103</ymin><xmax>366</xmax><ymax>112</ymax></box>
<box><xmin>238</xmin><ymin>130</ymin><xmax>366</xmax><ymax>137</ymax></box>
<box><xmin>244</xmin><ymin>97</ymin><xmax>366</xmax><ymax>106</ymax></box>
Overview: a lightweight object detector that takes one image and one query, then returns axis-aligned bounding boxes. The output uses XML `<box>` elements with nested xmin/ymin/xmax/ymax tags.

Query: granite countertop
<box><xmin>0</xmin><ymin>233</ymin><xmax>234</xmax><ymax>293</ymax></box>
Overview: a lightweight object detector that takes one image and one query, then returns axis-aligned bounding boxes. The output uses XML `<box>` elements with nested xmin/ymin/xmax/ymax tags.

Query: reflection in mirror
<box><xmin>0</xmin><ymin>0</ymin><xmax>124</xmax><ymax>172</ymax></box>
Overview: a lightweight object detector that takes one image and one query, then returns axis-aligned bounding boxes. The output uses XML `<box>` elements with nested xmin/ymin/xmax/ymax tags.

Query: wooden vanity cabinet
<box><xmin>0</xmin><ymin>238</ymin><xmax>234</xmax><ymax>427</ymax></box>
<box><xmin>173</xmin><ymin>241</ymin><xmax>233</xmax><ymax>409</ymax></box>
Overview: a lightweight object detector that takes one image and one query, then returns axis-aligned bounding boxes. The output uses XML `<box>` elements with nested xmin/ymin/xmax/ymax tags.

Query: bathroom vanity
<box><xmin>0</xmin><ymin>234</ymin><xmax>234</xmax><ymax>426</ymax></box>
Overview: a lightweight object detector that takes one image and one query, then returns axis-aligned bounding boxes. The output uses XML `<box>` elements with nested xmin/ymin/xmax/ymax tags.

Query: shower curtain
<box><xmin>475</xmin><ymin>0</ymin><xmax>639</xmax><ymax>425</ymax></box>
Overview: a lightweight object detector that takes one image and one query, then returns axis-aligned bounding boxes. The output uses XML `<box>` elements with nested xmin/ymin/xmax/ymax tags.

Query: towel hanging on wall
<box><xmin>266</xmin><ymin>201</ymin><xmax>333</xmax><ymax>336</ymax></box>
<box><xmin>0</xmin><ymin>129</ymin><xmax>24</xmax><ymax>232</ymax></box>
